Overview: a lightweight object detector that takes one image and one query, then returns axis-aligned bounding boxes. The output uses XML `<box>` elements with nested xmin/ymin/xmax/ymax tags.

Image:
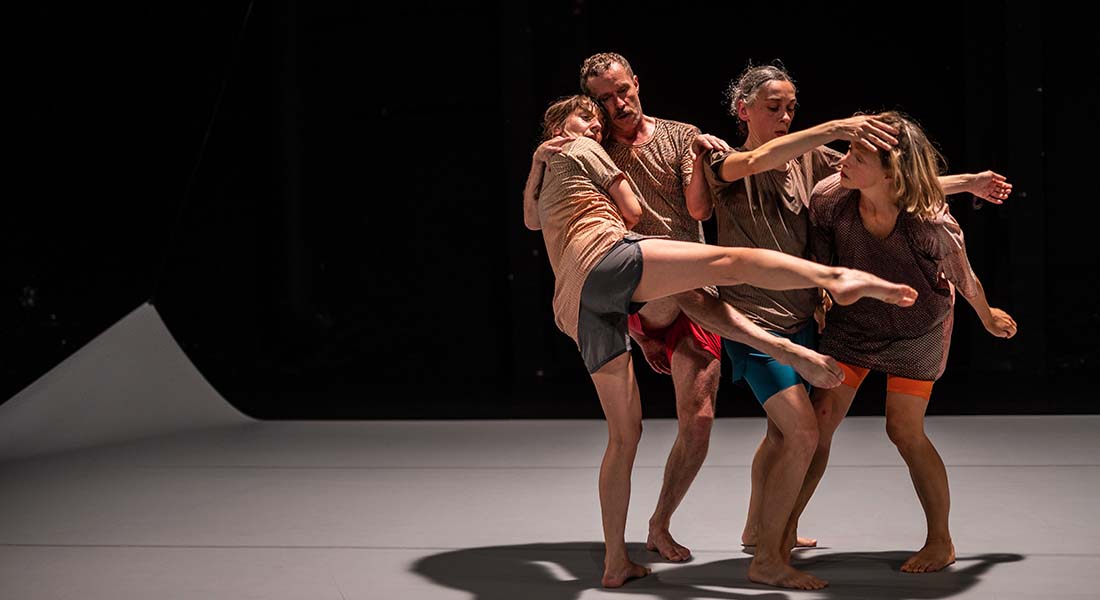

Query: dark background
<box><xmin>4</xmin><ymin>1</ymin><xmax>1097</xmax><ymax>419</ymax></box>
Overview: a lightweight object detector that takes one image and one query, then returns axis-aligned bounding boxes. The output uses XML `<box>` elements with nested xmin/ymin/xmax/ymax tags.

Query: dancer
<box><xmin>789</xmin><ymin>111</ymin><xmax>1017</xmax><ymax>575</ymax></box>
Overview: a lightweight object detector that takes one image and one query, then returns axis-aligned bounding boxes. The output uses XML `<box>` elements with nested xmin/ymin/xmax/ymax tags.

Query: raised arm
<box><xmin>523</xmin><ymin>160</ymin><xmax>545</xmax><ymax>231</ymax></box>
<box><xmin>521</xmin><ymin>136</ymin><xmax>569</xmax><ymax>231</ymax></box>
<box><xmin>718</xmin><ymin>116</ymin><xmax>899</xmax><ymax>183</ymax></box>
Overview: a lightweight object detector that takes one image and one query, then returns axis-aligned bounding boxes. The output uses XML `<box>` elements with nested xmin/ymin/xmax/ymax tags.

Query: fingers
<box><xmin>867</xmin><ymin>117</ymin><xmax>900</xmax><ymax>136</ymax></box>
<box><xmin>694</xmin><ymin>134</ymin><xmax>732</xmax><ymax>152</ymax></box>
<box><xmin>862</xmin><ymin>119</ymin><xmax>899</xmax><ymax>150</ymax></box>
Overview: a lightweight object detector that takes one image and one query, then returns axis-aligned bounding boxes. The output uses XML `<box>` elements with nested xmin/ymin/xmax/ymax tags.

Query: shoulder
<box><xmin>655</xmin><ymin>117</ymin><xmax>700</xmax><ymax>139</ymax></box>
<box><xmin>910</xmin><ymin>206</ymin><xmax>966</xmax><ymax>258</ymax></box>
<box><xmin>811</xmin><ymin>173</ymin><xmax>847</xmax><ymax>203</ymax></box>
<box><xmin>809</xmin><ymin>173</ymin><xmax>851</xmax><ymax>225</ymax></box>
<box><xmin>561</xmin><ymin>136</ymin><xmax>610</xmax><ymax>160</ymax></box>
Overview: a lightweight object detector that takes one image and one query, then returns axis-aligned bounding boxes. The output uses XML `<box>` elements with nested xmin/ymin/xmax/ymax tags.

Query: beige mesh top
<box><xmin>605</xmin><ymin>118</ymin><xmax>699</xmax><ymax>241</ymax></box>
<box><xmin>538</xmin><ymin>136</ymin><xmax>642</xmax><ymax>343</ymax></box>
<box><xmin>810</xmin><ymin>173</ymin><xmax>980</xmax><ymax>380</ymax></box>
<box><xmin>703</xmin><ymin>145</ymin><xmax>843</xmax><ymax>333</ymax></box>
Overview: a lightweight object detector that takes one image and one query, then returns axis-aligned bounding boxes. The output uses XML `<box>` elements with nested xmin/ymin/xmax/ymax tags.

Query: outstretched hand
<box><xmin>969</xmin><ymin>171</ymin><xmax>1013</xmax><ymax>204</ymax></box>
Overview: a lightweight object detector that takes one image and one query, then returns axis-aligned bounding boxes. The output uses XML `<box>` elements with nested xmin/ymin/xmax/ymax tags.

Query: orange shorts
<box><xmin>627</xmin><ymin>312</ymin><xmax>722</xmax><ymax>364</ymax></box>
<box><xmin>836</xmin><ymin>361</ymin><xmax>935</xmax><ymax>400</ymax></box>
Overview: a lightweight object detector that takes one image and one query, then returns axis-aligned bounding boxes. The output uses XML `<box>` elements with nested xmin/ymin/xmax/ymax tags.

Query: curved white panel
<box><xmin>0</xmin><ymin>303</ymin><xmax>251</xmax><ymax>462</ymax></box>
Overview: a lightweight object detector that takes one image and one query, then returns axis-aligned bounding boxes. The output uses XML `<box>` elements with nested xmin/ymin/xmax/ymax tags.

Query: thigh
<box><xmin>884</xmin><ymin>389</ymin><xmax>932</xmax><ymax>435</ymax></box>
<box><xmin>760</xmin><ymin>383</ymin><xmax>816</xmax><ymax>434</ymax></box>
<box><xmin>634</xmin><ymin>239</ymin><xmax>741</xmax><ymax>303</ymax></box>
<box><xmin>811</xmin><ymin>383</ymin><xmax>859</xmax><ymax>437</ymax></box>
<box><xmin>590</xmin><ymin>351</ymin><xmax>643</xmax><ymax>434</ymax></box>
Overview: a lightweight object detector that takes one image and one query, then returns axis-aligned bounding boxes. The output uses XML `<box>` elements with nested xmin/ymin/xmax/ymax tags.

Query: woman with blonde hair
<box><xmin>793</xmin><ymin>111</ymin><xmax>1017</xmax><ymax>574</ymax></box>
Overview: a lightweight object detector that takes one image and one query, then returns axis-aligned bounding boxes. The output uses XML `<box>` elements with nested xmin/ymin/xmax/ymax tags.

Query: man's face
<box><xmin>585</xmin><ymin>62</ymin><xmax>642</xmax><ymax>134</ymax></box>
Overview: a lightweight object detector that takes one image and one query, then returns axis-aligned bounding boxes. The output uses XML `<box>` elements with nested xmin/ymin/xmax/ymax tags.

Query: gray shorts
<box><xmin>578</xmin><ymin>236</ymin><xmax>647</xmax><ymax>373</ymax></box>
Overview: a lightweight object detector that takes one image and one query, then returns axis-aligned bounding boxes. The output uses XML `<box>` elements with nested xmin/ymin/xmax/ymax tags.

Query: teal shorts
<box><xmin>722</xmin><ymin>324</ymin><xmax>817</xmax><ymax>405</ymax></box>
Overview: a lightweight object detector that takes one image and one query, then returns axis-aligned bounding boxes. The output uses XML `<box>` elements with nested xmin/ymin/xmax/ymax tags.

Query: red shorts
<box><xmin>837</xmin><ymin>361</ymin><xmax>935</xmax><ymax>401</ymax></box>
<box><xmin>627</xmin><ymin>312</ymin><xmax>722</xmax><ymax>364</ymax></box>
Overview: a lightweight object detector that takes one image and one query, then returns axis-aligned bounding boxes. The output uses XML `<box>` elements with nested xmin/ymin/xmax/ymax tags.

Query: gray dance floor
<box><xmin>1</xmin><ymin>306</ymin><xmax>1097</xmax><ymax>599</ymax></box>
<box><xmin>2</xmin><ymin>417</ymin><xmax>1098</xmax><ymax>599</ymax></box>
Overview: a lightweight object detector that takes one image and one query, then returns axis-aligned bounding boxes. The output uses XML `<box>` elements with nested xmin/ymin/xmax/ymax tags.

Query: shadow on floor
<box><xmin>411</xmin><ymin>542</ymin><xmax>1023</xmax><ymax>600</ymax></box>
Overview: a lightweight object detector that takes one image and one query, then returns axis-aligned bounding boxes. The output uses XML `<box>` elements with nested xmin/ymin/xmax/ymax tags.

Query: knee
<box><xmin>679</xmin><ymin>414</ymin><xmax>714</xmax><ymax>450</ymax></box>
<box><xmin>885</xmin><ymin>421</ymin><xmax>925</xmax><ymax>453</ymax></box>
<box><xmin>787</xmin><ymin>426</ymin><xmax>819</xmax><ymax>458</ymax></box>
<box><xmin>610</xmin><ymin>421</ymin><xmax>643</xmax><ymax>450</ymax></box>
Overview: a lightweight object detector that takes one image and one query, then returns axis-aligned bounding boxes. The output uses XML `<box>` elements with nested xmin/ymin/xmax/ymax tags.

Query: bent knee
<box><xmin>679</xmin><ymin>414</ymin><xmax>714</xmax><ymax>445</ymax></box>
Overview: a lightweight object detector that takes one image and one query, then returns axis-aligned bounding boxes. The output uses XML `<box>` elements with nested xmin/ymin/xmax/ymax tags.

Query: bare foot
<box><xmin>647</xmin><ymin>528</ymin><xmax>691</xmax><ymax>562</ymax></box>
<box><xmin>786</xmin><ymin>345</ymin><xmax>843</xmax><ymax>389</ymax></box>
<box><xmin>748</xmin><ymin>557</ymin><xmax>828</xmax><ymax>590</ymax></box>
<box><xmin>900</xmin><ymin>540</ymin><xmax>956</xmax><ymax>573</ymax></box>
<box><xmin>602</xmin><ymin>559</ymin><xmax>651</xmax><ymax>588</ymax></box>
<box><xmin>828</xmin><ymin>268</ymin><xmax>918</xmax><ymax>307</ymax></box>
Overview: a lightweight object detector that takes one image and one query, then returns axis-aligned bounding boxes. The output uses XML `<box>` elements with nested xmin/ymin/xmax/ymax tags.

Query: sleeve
<box><xmin>808</xmin><ymin>173</ymin><xmax>845</xmax><ymax>265</ymax></box>
<box><xmin>923</xmin><ymin>208</ymin><xmax>981</xmax><ymax>299</ymax></box>
<box><xmin>702</xmin><ymin>148</ymin><xmax>733</xmax><ymax>193</ymax></box>
<box><xmin>570</xmin><ymin>137</ymin><xmax>623</xmax><ymax>191</ymax></box>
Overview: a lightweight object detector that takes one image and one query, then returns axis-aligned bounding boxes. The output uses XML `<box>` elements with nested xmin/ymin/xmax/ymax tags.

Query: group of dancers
<box><xmin>523</xmin><ymin>53</ymin><xmax>1016</xmax><ymax>590</ymax></box>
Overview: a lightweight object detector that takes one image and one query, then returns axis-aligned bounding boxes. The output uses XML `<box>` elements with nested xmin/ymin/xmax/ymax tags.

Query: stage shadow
<box><xmin>411</xmin><ymin>542</ymin><xmax>1024</xmax><ymax>600</ymax></box>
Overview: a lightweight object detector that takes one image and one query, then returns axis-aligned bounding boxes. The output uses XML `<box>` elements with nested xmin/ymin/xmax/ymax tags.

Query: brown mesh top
<box><xmin>810</xmin><ymin>174</ymin><xmax>980</xmax><ymax>380</ymax></box>
<box><xmin>538</xmin><ymin>136</ymin><xmax>641</xmax><ymax>343</ymax></box>
<box><xmin>703</xmin><ymin>145</ymin><xmax>842</xmax><ymax>333</ymax></box>
<box><xmin>605</xmin><ymin>118</ymin><xmax>700</xmax><ymax>241</ymax></box>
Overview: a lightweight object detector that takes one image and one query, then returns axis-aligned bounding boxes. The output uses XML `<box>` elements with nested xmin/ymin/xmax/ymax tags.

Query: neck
<box><xmin>612</xmin><ymin>114</ymin><xmax>652</xmax><ymax>145</ymax></box>
<box><xmin>858</xmin><ymin>183</ymin><xmax>898</xmax><ymax>214</ymax></box>
<box><xmin>743</xmin><ymin>129</ymin><xmax>767</xmax><ymax>151</ymax></box>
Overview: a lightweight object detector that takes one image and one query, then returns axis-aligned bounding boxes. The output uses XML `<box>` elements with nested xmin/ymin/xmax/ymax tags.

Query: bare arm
<box><xmin>686</xmin><ymin>151</ymin><xmax>714</xmax><ymax>221</ymax></box>
<box><xmin>958</xmin><ymin>276</ymin><xmax>1017</xmax><ymax>338</ymax></box>
<box><xmin>522</xmin><ymin>159</ymin><xmax>544</xmax><ymax>231</ymax></box>
<box><xmin>521</xmin><ymin>136</ymin><xmax>570</xmax><ymax>231</ymax></box>
<box><xmin>938</xmin><ymin>171</ymin><xmax>1013</xmax><ymax>204</ymax></box>
<box><xmin>685</xmin><ymin>133</ymin><xmax>730</xmax><ymax>221</ymax></box>
<box><xmin>607</xmin><ymin>174</ymin><xmax>642</xmax><ymax>230</ymax></box>
<box><xmin>719</xmin><ymin>116</ymin><xmax>899</xmax><ymax>182</ymax></box>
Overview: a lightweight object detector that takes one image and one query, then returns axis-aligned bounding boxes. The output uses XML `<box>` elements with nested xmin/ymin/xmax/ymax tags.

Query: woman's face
<box><xmin>556</xmin><ymin>107</ymin><xmax>603</xmax><ymax>143</ymax></box>
<box><xmin>838</xmin><ymin>143</ymin><xmax>889</xmax><ymax>190</ymax></box>
<box><xmin>740</xmin><ymin>79</ymin><xmax>797</xmax><ymax>143</ymax></box>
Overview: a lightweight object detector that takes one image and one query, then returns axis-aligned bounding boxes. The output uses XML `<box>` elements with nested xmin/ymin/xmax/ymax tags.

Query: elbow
<box><xmin>688</xmin><ymin>204</ymin><xmax>711</xmax><ymax>221</ymax></box>
<box><xmin>742</xmin><ymin>152</ymin><xmax>765</xmax><ymax>175</ymax></box>
<box><xmin>622</xmin><ymin>208</ymin><xmax>642</xmax><ymax>230</ymax></box>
